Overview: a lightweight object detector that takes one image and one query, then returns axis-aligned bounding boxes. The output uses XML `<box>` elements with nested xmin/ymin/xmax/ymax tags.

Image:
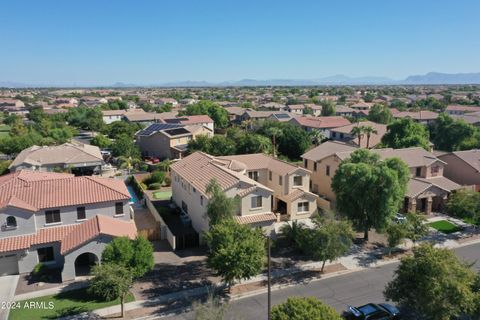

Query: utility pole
<box><xmin>267</xmin><ymin>235</ymin><xmax>271</xmax><ymax>320</ymax></box>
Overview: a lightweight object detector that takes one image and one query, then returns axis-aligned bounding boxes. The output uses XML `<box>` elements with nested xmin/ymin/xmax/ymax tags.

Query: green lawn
<box><xmin>9</xmin><ymin>287</ymin><xmax>134</xmax><ymax>320</ymax></box>
<box><xmin>152</xmin><ymin>190</ymin><xmax>172</xmax><ymax>200</ymax></box>
<box><xmin>428</xmin><ymin>220</ymin><xmax>462</xmax><ymax>234</ymax></box>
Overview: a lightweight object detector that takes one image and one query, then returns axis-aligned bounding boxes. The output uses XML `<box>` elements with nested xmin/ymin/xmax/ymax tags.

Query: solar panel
<box><xmin>274</xmin><ymin>113</ymin><xmax>290</xmax><ymax>119</ymax></box>
<box><xmin>164</xmin><ymin>128</ymin><xmax>190</xmax><ymax>136</ymax></box>
<box><xmin>137</xmin><ymin>123</ymin><xmax>183</xmax><ymax>136</ymax></box>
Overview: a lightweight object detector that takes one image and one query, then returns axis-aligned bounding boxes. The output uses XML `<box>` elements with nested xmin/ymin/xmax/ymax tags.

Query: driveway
<box><xmin>0</xmin><ymin>275</ymin><xmax>19</xmax><ymax>320</ymax></box>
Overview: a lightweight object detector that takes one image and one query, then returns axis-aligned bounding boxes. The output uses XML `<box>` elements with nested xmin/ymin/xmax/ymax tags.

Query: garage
<box><xmin>0</xmin><ymin>254</ymin><xmax>19</xmax><ymax>276</ymax></box>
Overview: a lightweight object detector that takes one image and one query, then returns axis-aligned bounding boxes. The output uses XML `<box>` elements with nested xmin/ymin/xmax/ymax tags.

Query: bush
<box><xmin>31</xmin><ymin>263</ymin><xmax>49</xmax><ymax>281</ymax></box>
<box><xmin>272</xmin><ymin>296</ymin><xmax>342</xmax><ymax>320</ymax></box>
<box><xmin>147</xmin><ymin>183</ymin><xmax>162</xmax><ymax>190</ymax></box>
<box><xmin>145</xmin><ymin>171</ymin><xmax>166</xmax><ymax>186</ymax></box>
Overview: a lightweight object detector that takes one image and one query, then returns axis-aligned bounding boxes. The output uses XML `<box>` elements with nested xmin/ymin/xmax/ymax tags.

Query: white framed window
<box><xmin>297</xmin><ymin>201</ymin><xmax>309</xmax><ymax>212</ymax></box>
<box><xmin>251</xmin><ymin>196</ymin><xmax>262</xmax><ymax>209</ymax></box>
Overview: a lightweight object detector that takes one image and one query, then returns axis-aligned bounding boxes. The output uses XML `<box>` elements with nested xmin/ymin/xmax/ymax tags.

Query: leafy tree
<box><xmin>205</xmin><ymin>219</ymin><xmax>265</xmax><ymax>288</ymax></box>
<box><xmin>100</xmin><ymin>100</ymin><xmax>128</xmax><ymax>110</ymax></box>
<box><xmin>363</xmin><ymin>92</ymin><xmax>375</xmax><ymax>103</ymax></box>
<box><xmin>368</xmin><ymin>104</ymin><xmax>393</xmax><ymax>124</ymax></box>
<box><xmin>188</xmin><ymin>134</ymin><xmax>237</xmax><ymax>156</ymax></box>
<box><xmin>429</xmin><ymin>113</ymin><xmax>480</xmax><ymax>151</ymax></box>
<box><xmin>27</xmin><ymin>107</ymin><xmax>46</xmax><ymax>122</ymax></box>
<box><xmin>385</xmin><ymin>222</ymin><xmax>406</xmax><ymax>255</ymax></box>
<box><xmin>332</xmin><ymin>149</ymin><xmax>410</xmax><ymax>240</ymax></box>
<box><xmin>295</xmin><ymin>215</ymin><xmax>354</xmax><ymax>271</ymax></box>
<box><xmin>88</xmin><ymin>263</ymin><xmax>133</xmax><ymax>318</ymax></box>
<box><xmin>205</xmin><ymin>178</ymin><xmax>239</xmax><ymax>225</ymax></box>
<box><xmin>237</xmin><ymin>133</ymin><xmax>272</xmax><ymax>154</ymax></box>
<box><xmin>404</xmin><ymin>212</ymin><xmax>428</xmax><ymax>246</ymax></box>
<box><xmin>101</xmin><ymin>236</ymin><xmax>154</xmax><ymax>278</ymax></box>
<box><xmin>381</xmin><ymin>118</ymin><xmax>431</xmax><ymax>150</ymax></box>
<box><xmin>412</xmin><ymin>97</ymin><xmax>446</xmax><ymax>112</ymax></box>
<box><xmin>308</xmin><ymin>129</ymin><xmax>325</xmax><ymax>146</ymax></box>
<box><xmin>271</xmin><ymin>297</ymin><xmax>342</xmax><ymax>320</ymax></box>
<box><xmin>384</xmin><ymin>244</ymin><xmax>477</xmax><ymax>320</ymax></box>
<box><xmin>66</xmin><ymin>106</ymin><xmax>104</xmax><ymax>131</ymax></box>
<box><xmin>90</xmin><ymin>133</ymin><xmax>112</xmax><ymax>149</ymax></box>
<box><xmin>446</xmin><ymin>189</ymin><xmax>480</xmax><ymax>225</ymax></box>
<box><xmin>321</xmin><ymin>100</ymin><xmax>336</xmax><ymax>116</ymax></box>
<box><xmin>0</xmin><ymin>160</ymin><xmax>11</xmax><ymax>175</ymax></box>
<box><xmin>104</xmin><ymin>121</ymin><xmax>141</xmax><ymax>140</ymax></box>
<box><xmin>389</xmin><ymin>99</ymin><xmax>408</xmax><ymax>111</ymax></box>
<box><xmin>3</xmin><ymin>114</ymin><xmax>21</xmax><ymax>126</ymax></box>
<box><xmin>182</xmin><ymin>100</ymin><xmax>229</xmax><ymax>129</ymax></box>
<box><xmin>111</xmin><ymin>135</ymin><xmax>141</xmax><ymax>158</ymax></box>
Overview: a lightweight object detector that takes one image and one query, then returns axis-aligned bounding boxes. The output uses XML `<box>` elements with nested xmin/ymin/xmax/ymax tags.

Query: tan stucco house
<box><xmin>302</xmin><ymin>141</ymin><xmax>462</xmax><ymax>214</ymax></box>
<box><xmin>171</xmin><ymin>152</ymin><xmax>318</xmax><ymax>238</ymax></box>
<box><xmin>437</xmin><ymin>150</ymin><xmax>480</xmax><ymax>190</ymax></box>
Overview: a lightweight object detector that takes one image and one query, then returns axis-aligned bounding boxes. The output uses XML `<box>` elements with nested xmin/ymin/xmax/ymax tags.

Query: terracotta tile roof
<box><xmin>291</xmin><ymin>116</ymin><xmax>350</xmax><ymax>129</ymax></box>
<box><xmin>217</xmin><ymin>153</ymin><xmax>307</xmax><ymax>176</ymax></box>
<box><xmin>302</xmin><ymin>141</ymin><xmax>358</xmax><ymax>161</ymax></box>
<box><xmin>177</xmin><ymin>115</ymin><xmax>214</xmax><ymax>124</ymax></box>
<box><xmin>234</xmin><ymin>212</ymin><xmax>277</xmax><ymax>225</ymax></box>
<box><xmin>61</xmin><ymin>215</ymin><xmax>137</xmax><ymax>254</ymax></box>
<box><xmin>0</xmin><ymin>215</ymin><xmax>136</xmax><ymax>254</ymax></box>
<box><xmin>281</xmin><ymin>189</ymin><xmax>313</xmax><ymax>202</ymax></box>
<box><xmin>0</xmin><ymin>171</ymin><xmax>130</xmax><ymax>212</ymax></box>
<box><xmin>394</xmin><ymin>110</ymin><xmax>438</xmax><ymax>120</ymax></box>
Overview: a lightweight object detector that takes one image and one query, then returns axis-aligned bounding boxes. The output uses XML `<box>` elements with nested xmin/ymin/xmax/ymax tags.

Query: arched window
<box><xmin>6</xmin><ymin>216</ymin><xmax>17</xmax><ymax>228</ymax></box>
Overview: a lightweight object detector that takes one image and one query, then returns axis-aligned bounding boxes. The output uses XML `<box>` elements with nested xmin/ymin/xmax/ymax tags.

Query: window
<box><xmin>200</xmin><ymin>196</ymin><xmax>204</xmax><ymax>206</ymax></box>
<box><xmin>115</xmin><ymin>202</ymin><xmax>124</xmax><ymax>215</ymax></box>
<box><xmin>304</xmin><ymin>159</ymin><xmax>308</xmax><ymax>168</ymax></box>
<box><xmin>279</xmin><ymin>176</ymin><xmax>283</xmax><ymax>185</ymax></box>
<box><xmin>182</xmin><ymin>201</ymin><xmax>188</xmax><ymax>213</ymax></box>
<box><xmin>45</xmin><ymin>210</ymin><xmax>61</xmax><ymax>224</ymax></box>
<box><xmin>431</xmin><ymin>165</ymin><xmax>439</xmax><ymax>176</ymax></box>
<box><xmin>251</xmin><ymin>196</ymin><xmax>262</xmax><ymax>209</ymax></box>
<box><xmin>248</xmin><ymin>171</ymin><xmax>259</xmax><ymax>181</ymax></box>
<box><xmin>340</xmin><ymin>133</ymin><xmax>344</xmax><ymax>139</ymax></box>
<box><xmin>193</xmin><ymin>187</ymin><xmax>196</xmax><ymax>193</ymax></box>
<box><xmin>6</xmin><ymin>216</ymin><xmax>17</xmax><ymax>228</ymax></box>
<box><xmin>313</xmin><ymin>162</ymin><xmax>317</xmax><ymax>172</ymax></box>
<box><xmin>416</xmin><ymin>167</ymin><xmax>422</xmax><ymax>177</ymax></box>
<box><xmin>297</xmin><ymin>201</ymin><xmax>309</xmax><ymax>212</ymax></box>
<box><xmin>37</xmin><ymin>247</ymin><xmax>54</xmax><ymax>262</ymax></box>
<box><xmin>326</xmin><ymin>165</ymin><xmax>331</xmax><ymax>176</ymax></box>
<box><xmin>332</xmin><ymin>132</ymin><xmax>336</xmax><ymax>138</ymax></box>
<box><xmin>293</xmin><ymin>176</ymin><xmax>303</xmax><ymax>186</ymax></box>
<box><xmin>76</xmin><ymin>207</ymin><xmax>86</xmax><ymax>220</ymax></box>
<box><xmin>269</xmin><ymin>171</ymin><xmax>272</xmax><ymax>181</ymax></box>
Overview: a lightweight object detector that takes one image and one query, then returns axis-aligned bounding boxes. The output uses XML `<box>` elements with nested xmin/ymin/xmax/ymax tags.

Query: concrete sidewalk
<box><xmin>0</xmin><ymin>275</ymin><xmax>19</xmax><ymax>320</ymax></box>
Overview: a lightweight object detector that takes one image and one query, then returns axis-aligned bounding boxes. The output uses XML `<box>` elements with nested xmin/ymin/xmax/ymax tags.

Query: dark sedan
<box><xmin>343</xmin><ymin>303</ymin><xmax>401</xmax><ymax>320</ymax></box>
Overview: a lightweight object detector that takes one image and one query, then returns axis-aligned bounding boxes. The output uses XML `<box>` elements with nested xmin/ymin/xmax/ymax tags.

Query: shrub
<box><xmin>147</xmin><ymin>183</ymin><xmax>162</xmax><ymax>190</ymax></box>
<box><xmin>31</xmin><ymin>263</ymin><xmax>49</xmax><ymax>281</ymax></box>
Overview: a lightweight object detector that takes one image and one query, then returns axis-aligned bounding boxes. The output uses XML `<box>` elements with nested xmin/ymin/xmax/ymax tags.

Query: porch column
<box><xmin>407</xmin><ymin>198</ymin><xmax>416</xmax><ymax>212</ymax></box>
<box><xmin>426</xmin><ymin>197</ymin><xmax>433</xmax><ymax>215</ymax></box>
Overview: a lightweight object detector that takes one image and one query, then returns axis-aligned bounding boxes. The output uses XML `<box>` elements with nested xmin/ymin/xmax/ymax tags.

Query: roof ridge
<box><xmin>84</xmin><ymin>176</ymin><xmax>130</xmax><ymax>198</ymax></box>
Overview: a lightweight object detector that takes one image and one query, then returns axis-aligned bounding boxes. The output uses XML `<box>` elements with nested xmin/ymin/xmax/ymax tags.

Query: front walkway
<box><xmin>0</xmin><ymin>275</ymin><xmax>19</xmax><ymax>320</ymax></box>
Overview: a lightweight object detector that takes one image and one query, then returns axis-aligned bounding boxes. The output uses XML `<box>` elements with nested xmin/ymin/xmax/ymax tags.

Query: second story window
<box><xmin>248</xmin><ymin>171</ymin><xmax>259</xmax><ymax>181</ymax></box>
<box><xmin>45</xmin><ymin>210</ymin><xmax>61</xmax><ymax>224</ymax></box>
<box><xmin>326</xmin><ymin>165</ymin><xmax>331</xmax><ymax>176</ymax></box>
<box><xmin>115</xmin><ymin>202</ymin><xmax>124</xmax><ymax>215</ymax></box>
<box><xmin>297</xmin><ymin>201</ymin><xmax>309</xmax><ymax>212</ymax></box>
<box><xmin>431</xmin><ymin>165</ymin><xmax>439</xmax><ymax>176</ymax></box>
<box><xmin>279</xmin><ymin>176</ymin><xmax>283</xmax><ymax>185</ymax></box>
<box><xmin>77</xmin><ymin>207</ymin><xmax>86</xmax><ymax>220</ymax></box>
<box><xmin>313</xmin><ymin>162</ymin><xmax>317</xmax><ymax>172</ymax></box>
<box><xmin>6</xmin><ymin>216</ymin><xmax>17</xmax><ymax>228</ymax></box>
<box><xmin>416</xmin><ymin>167</ymin><xmax>422</xmax><ymax>177</ymax></box>
<box><xmin>304</xmin><ymin>159</ymin><xmax>308</xmax><ymax>168</ymax></box>
<box><xmin>269</xmin><ymin>171</ymin><xmax>272</xmax><ymax>181</ymax></box>
<box><xmin>293</xmin><ymin>176</ymin><xmax>303</xmax><ymax>186</ymax></box>
<box><xmin>200</xmin><ymin>195</ymin><xmax>204</xmax><ymax>206</ymax></box>
<box><xmin>251</xmin><ymin>196</ymin><xmax>262</xmax><ymax>209</ymax></box>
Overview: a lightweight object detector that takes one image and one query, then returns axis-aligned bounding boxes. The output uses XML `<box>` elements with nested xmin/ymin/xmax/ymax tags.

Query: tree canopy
<box><xmin>429</xmin><ymin>113</ymin><xmax>480</xmax><ymax>151</ymax></box>
<box><xmin>271</xmin><ymin>297</ymin><xmax>342</xmax><ymax>320</ymax></box>
<box><xmin>320</xmin><ymin>100</ymin><xmax>336</xmax><ymax>116</ymax></box>
<box><xmin>66</xmin><ymin>106</ymin><xmax>104</xmax><ymax>131</ymax></box>
<box><xmin>205</xmin><ymin>219</ymin><xmax>265</xmax><ymax>288</ymax></box>
<box><xmin>331</xmin><ymin>149</ymin><xmax>410</xmax><ymax>240</ymax></box>
<box><xmin>384</xmin><ymin>244</ymin><xmax>478</xmax><ymax>320</ymax></box>
<box><xmin>368</xmin><ymin>104</ymin><xmax>393</xmax><ymax>124</ymax></box>
<box><xmin>381</xmin><ymin>118</ymin><xmax>431</xmax><ymax>150</ymax></box>
<box><xmin>205</xmin><ymin>178</ymin><xmax>239</xmax><ymax>226</ymax></box>
<box><xmin>446</xmin><ymin>189</ymin><xmax>480</xmax><ymax>225</ymax></box>
<box><xmin>182</xmin><ymin>100</ymin><xmax>229</xmax><ymax>128</ymax></box>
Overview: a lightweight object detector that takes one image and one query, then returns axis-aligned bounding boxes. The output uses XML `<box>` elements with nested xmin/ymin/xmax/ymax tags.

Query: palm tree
<box><xmin>308</xmin><ymin>129</ymin><xmax>325</xmax><ymax>146</ymax></box>
<box><xmin>157</xmin><ymin>159</ymin><xmax>172</xmax><ymax>173</ymax></box>
<box><xmin>240</xmin><ymin>119</ymin><xmax>253</xmax><ymax>132</ymax></box>
<box><xmin>350</xmin><ymin>126</ymin><xmax>365</xmax><ymax>147</ymax></box>
<box><xmin>266</xmin><ymin>127</ymin><xmax>283</xmax><ymax>157</ymax></box>
<box><xmin>362</xmin><ymin>125</ymin><xmax>378</xmax><ymax>149</ymax></box>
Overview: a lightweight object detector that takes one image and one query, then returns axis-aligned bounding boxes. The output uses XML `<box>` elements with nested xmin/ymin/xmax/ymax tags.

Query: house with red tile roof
<box><xmin>446</xmin><ymin>104</ymin><xmax>480</xmax><ymax>115</ymax></box>
<box><xmin>393</xmin><ymin>110</ymin><xmax>439</xmax><ymax>125</ymax></box>
<box><xmin>171</xmin><ymin>152</ymin><xmax>318</xmax><ymax>239</ymax></box>
<box><xmin>0</xmin><ymin>170</ymin><xmax>136</xmax><ymax>281</ymax></box>
<box><xmin>289</xmin><ymin>116</ymin><xmax>351</xmax><ymax>138</ymax></box>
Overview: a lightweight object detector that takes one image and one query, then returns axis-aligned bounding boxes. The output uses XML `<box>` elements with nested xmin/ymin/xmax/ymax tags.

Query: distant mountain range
<box><xmin>2</xmin><ymin>72</ymin><xmax>480</xmax><ymax>88</ymax></box>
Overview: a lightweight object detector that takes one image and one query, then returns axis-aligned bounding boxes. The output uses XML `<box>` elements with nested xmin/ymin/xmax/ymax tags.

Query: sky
<box><xmin>1</xmin><ymin>0</ymin><xmax>479</xmax><ymax>86</ymax></box>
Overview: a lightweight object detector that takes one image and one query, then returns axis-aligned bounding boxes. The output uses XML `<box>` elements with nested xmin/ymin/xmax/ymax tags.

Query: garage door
<box><xmin>0</xmin><ymin>254</ymin><xmax>19</xmax><ymax>276</ymax></box>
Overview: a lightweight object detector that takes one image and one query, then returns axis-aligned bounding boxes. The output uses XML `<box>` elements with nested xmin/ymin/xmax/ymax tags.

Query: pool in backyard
<box><xmin>126</xmin><ymin>184</ymin><xmax>141</xmax><ymax>204</ymax></box>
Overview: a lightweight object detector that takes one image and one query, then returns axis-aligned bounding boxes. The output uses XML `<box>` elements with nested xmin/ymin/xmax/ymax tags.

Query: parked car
<box><xmin>394</xmin><ymin>213</ymin><xmax>406</xmax><ymax>224</ymax></box>
<box><xmin>343</xmin><ymin>303</ymin><xmax>401</xmax><ymax>320</ymax></box>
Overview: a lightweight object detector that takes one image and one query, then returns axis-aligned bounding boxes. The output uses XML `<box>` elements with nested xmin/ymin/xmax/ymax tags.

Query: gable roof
<box><xmin>450</xmin><ymin>149</ymin><xmax>480</xmax><ymax>172</ymax></box>
<box><xmin>301</xmin><ymin>141</ymin><xmax>358</xmax><ymax>161</ymax></box>
<box><xmin>0</xmin><ymin>171</ymin><xmax>130</xmax><ymax>212</ymax></box>
<box><xmin>394</xmin><ymin>110</ymin><xmax>439</xmax><ymax>120</ymax></box>
<box><xmin>331</xmin><ymin>121</ymin><xmax>387</xmax><ymax>148</ymax></box>
<box><xmin>290</xmin><ymin>116</ymin><xmax>351</xmax><ymax>129</ymax></box>
<box><xmin>217</xmin><ymin>153</ymin><xmax>308</xmax><ymax>176</ymax></box>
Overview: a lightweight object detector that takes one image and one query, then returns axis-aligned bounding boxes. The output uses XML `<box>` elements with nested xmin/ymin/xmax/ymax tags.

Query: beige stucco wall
<box><xmin>305</xmin><ymin>155</ymin><xmax>340</xmax><ymax>204</ymax></box>
<box><xmin>288</xmin><ymin>196</ymin><xmax>318</xmax><ymax>220</ymax></box>
<box><xmin>439</xmin><ymin>154</ymin><xmax>480</xmax><ymax>186</ymax></box>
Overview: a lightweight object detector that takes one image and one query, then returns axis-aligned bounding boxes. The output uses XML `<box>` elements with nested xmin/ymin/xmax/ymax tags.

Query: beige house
<box><xmin>437</xmin><ymin>150</ymin><xmax>480</xmax><ymax>189</ymax></box>
<box><xmin>171</xmin><ymin>152</ymin><xmax>318</xmax><ymax>237</ymax></box>
<box><xmin>136</xmin><ymin>123</ymin><xmax>213</xmax><ymax>160</ymax></box>
<box><xmin>302</xmin><ymin>141</ymin><xmax>461</xmax><ymax>214</ymax></box>
<box><xmin>330</xmin><ymin>121</ymin><xmax>387</xmax><ymax>148</ymax></box>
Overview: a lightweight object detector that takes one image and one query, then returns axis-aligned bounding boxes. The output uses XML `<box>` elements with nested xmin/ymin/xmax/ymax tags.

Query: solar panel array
<box><xmin>274</xmin><ymin>113</ymin><xmax>290</xmax><ymax>119</ymax></box>
<box><xmin>137</xmin><ymin>123</ymin><xmax>183</xmax><ymax>136</ymax></box>
<box><xmin>164</xmin><ymin>128</ymin><xmax>190</xmax><ymax>136</ymax></box>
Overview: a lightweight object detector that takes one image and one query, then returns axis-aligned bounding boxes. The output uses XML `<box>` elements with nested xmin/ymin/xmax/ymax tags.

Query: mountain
<box><xmin>404</xmin><ymin>72</ymin><xmax>480</xmax><ymax>85</ymax></box>
<box><xmin>0</xmin><ymin>81</ymin><xmax>33</xmax><ymax>88</ymax></box>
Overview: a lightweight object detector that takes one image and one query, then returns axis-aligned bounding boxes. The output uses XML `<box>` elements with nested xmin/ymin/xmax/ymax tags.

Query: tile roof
<box><xmin>10</xmin><ymin>142</ymin><xmax>103</xmax><ymax>169</ymax></box>
<box><xmin>394</xmin><ymin>110</ymin><xmax>438</xmax><ymax>120</ymax></box>
<box><xmin>291</xmin><ymin>116</ymin><xmax>351</xmax><ymax>129</ymax></box>
<box><xmin>281</xmin><ymin>189</ymin><xmax>317</xmax><ymax>202</ymax></box>
<box><xmin>451</xmin><ymin>149</ymin><xmax>480</xmax><ymax>172</ymax></box>
<box><xmin>0</xmin><ymin>171</ymin><xmax>130</xmax><ymax>212</ymax></box>
<box><xmin>301</xmin><ymin>141</ymin><xmax>358</xmax><ymax>161</ymax></box>
<box><xmin>217</xmin><ymin>153</ymin><xmax>307</xmax><ymax>175</ymax></box>
<box><xmin>0</xmin><ymin>215</ymin><xmax>136</xmax><ymax>254</ymax></box>
<box><xmin>406</xmin><ymin>177</ymin><xmax>461</xmax><ymax>197</ymax></box>
<box><xmin>176</xmin><ymin>115</ymin><xmax>214</xmax><ymax>124</ymax></box>
<box><xmin>446</xmin><ymin>105</ymin><xmax>480</xmax><ymax>112</ymax></box>
<box><xmin>331</xmin><ymin>121</ymin><xmax>387</xmax><ymax>148</ymax></box>
<box><xmin>234</xmin><ymin>212</ymin><xmax>277</xmax><ymax>225</ymax></box>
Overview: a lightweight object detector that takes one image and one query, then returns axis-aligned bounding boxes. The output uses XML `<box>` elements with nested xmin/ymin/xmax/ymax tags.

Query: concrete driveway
<box><xmin>0</xmin><ymin>275</ymin><xmax>19</xmax><ymax>320</ymax></box>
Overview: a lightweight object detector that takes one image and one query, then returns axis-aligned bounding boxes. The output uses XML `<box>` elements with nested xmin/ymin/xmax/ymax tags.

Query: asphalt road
<box><xmin>156</xmin><ymin>243</ymin><xmax>480</xmax><ymax>320</ymax></box>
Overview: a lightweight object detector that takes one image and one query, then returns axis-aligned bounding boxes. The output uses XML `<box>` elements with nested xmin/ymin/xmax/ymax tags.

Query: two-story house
<box><xmin>302</xmin><ymin>142</ymin><xmax>461</xmax><ymax>214</ymax></box>
<box><xmin>170</xmin><ymin>152</ymin><xmax>318</xmax><ymax>239</ymax></box>
<box><xmin>289</xmin><ymin>116</ymin><xmax>351</xmax><ymax>138</ymax></box>
<box><xmin>0</xmin><ymin>171</ymin><xmax>136</xmax><ymax>281</ymax></box>
<box><xmin>437</xmin><ymin>149</ymin><xmax>480</xmax><ymax>190</ymax></box>
<box><xmin>330</xmin><ymin>121</ymin><xmax>387</xmax><ymax>149</ymax></box>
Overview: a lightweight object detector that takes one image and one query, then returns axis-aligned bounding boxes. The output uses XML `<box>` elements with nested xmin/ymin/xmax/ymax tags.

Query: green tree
<box><xmin>271</xmin><ymin>297</ymin><xmax>342</xmax><ymax>320</ymax></box>
<box><xmin>266</xmin><ymin>127</ymin><xmax>283</xmax><ymax>157</ymax></box>
<box><xmin>205</xmin><ymin>219</ymin><xmax>265</xmax><ymax>288</ymax></box>
<box><xmin>308</xmin><ymin>129</ymin><xmax>325</xmax><ymax>146</ymax></box>
<box><xmin>66</xmin><ymin>106</ymin><xmax>104</xmax><ymax>131</ymax></box>
<box><xmin>385</xmin><ymin>222</ymin><xmax>406</xmax><ymax>255</ymax></box>
<box><xmin>384</xmin><ymin>244</ymin><xmax>477</xmax><ymax>320</ymax></box>
<box><xmin>88</xmin><ymin>263</ymin><xmax>133</xmax><ymax>318</ymax></box>
<box><xmin>111</xmin><ymin>135</ymin><xmax>141</xmax><ymax>158</ymax></box>
<box><xmin>182</xmin><ymin>100</ymin><xmax>229</xmax><ymax>129</ymax></box>
<box><xmin>381</xmin><ymin>118</ymin><xmax>431</xmax><ymax>150</ymax></box>
<box><xmin>237</xmin><ymin>133</ymin><xmax>272</xmax><ymax>154</ymax></box>
<box><xmin>90</xmin><ymin>134</ymin><xmax>112</xmax><ymax>149</ymax></box>
<box><xmin>362</xmin><ymin>125</ymin><xmax>378</xmax><ymax>149</ymax></box>
<box><xmin>104</xmin><ymin>121</ymin><xmax>141</xmax><ymax>140</ymax></box>
<box><xmin>404</xmin><ymin>212</ymin><xmax>428</xmax><ymax>246</ymax></box>
<box><xmin>389</xmin><ymin>99</ymin><xmax>408</xmax><ymax>111</ymax></box>
<box><xmin>321</xmin><ymin>100</ymin><xmax>336</xmax><ymax>116</ymax></box>
<box><xmin>350</xmin><ymin>126</ymin><xmax>364</xmax><ymax>147</ymax></box>
<box><xmin>429</xmin><ymin>113</ymin><xmax>480</xmax><ymax>151</ymax></box>
<box><xmin>332</xmin><ymin>149</ymin><xmax>410</xmax><ymax>240</ymax></box>
<box><xmin>368</xmin><ymin>104</ymin><xmax>393</xmax><ymax>124</ymax></box>
<box><xmin>205</xmin><ymin>178</ymin><xmax>239</xmax><ymax>225</ymax></box>
<box><xmin>363</xmin><ymin>92</ymin><xmax>375</xmax><ymax>102</ymax></box>
<box><xmin>446</xmin><ymin>189</ymin><xmax>480</xmax><ymax>225</ymax></box>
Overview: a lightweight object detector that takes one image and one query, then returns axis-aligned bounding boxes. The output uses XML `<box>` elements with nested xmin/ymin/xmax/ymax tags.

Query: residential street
<box><xmin>156</xmin><ymin>242</ymin><xmax>480</xmax><ymax>320</ymax></box>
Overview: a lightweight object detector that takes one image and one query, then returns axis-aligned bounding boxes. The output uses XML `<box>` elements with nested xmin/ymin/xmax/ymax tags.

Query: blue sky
<box><xmin>1</xmin><ymin>0</ymin><xmax>479</xmax><ymax>85</ymax></box>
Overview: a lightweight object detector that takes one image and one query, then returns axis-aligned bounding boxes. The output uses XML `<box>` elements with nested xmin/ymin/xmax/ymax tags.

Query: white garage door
<box><xmin>0</xmin><ymin>254</ymin><xmax>19</xmax><ymax>276</ymax></box>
